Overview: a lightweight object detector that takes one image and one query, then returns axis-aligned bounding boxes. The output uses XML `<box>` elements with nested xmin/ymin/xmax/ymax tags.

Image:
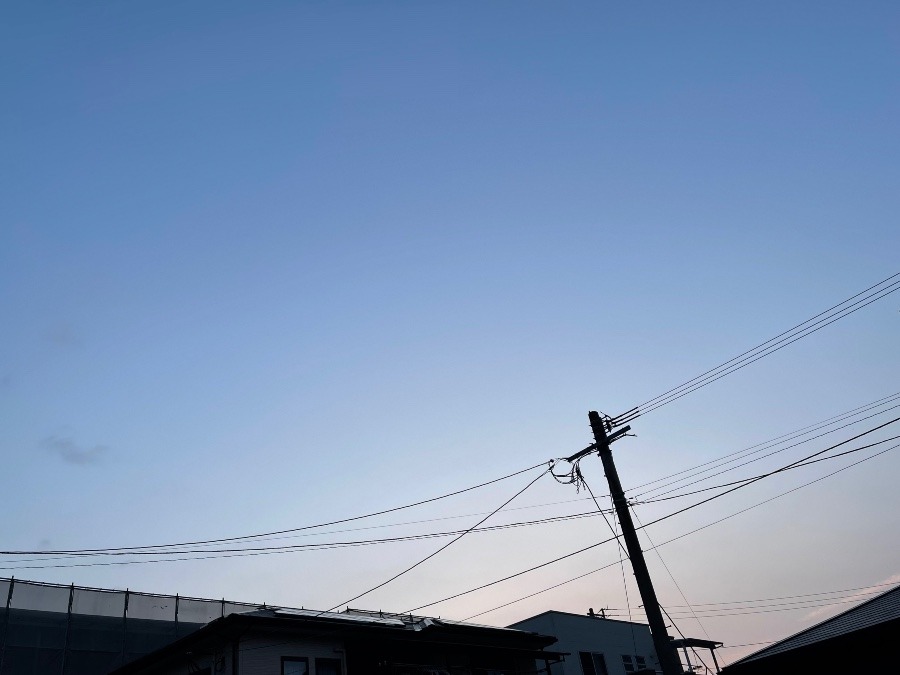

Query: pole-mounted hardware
<box><xmin>589</xmin><ymin>411</ymin><xmax>683</xmax><ymax>675</ymax></box>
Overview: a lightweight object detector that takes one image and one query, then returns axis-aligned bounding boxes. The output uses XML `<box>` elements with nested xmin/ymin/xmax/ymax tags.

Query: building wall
<box><xmin>237</xmin><ymin>635</ymin><xmax>345</xmax><ymax>675</ymax></box>
<box><xmin>510</xmin><ymin>613</ymin><xmax>658</xmax><ymax>675</ymax></box>
<box><xmin>132</xmin><ymin>631</ymin><xmax>542</xmax><ymax>675</ymax></box>
<box><xmin>0</xmin><ymin>578</ymin><xmax>257</xmax><ymax>675</ymax></box>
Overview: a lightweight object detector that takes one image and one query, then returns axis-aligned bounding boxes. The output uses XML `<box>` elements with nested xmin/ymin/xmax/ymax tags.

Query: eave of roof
<box><xmin>509</xmin><ymin>609</ymin><xmax>652</xmax><ymax>629</ymax></box>
<box><xmin>111</xmin><ymin>608</ymin><xmax>557</xmax><ymax>674</ymax></box>
<box><xmin>728</xmin><ymin>583</ymin><xmax>900</xmax><ymax>666</ymax></box>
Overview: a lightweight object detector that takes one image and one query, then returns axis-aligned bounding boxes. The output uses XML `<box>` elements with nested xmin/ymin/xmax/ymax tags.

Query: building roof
<box><xmin>509</xmin><ymin>608</ymin><xmax>654</xmax><ymax>629</ymax></box>
<box><xmin>111</xmin><ymin>606</ymin><xmax>558</xmax><ymax>674</ymax></box>
<box><xmin>729</xmin><ymin>583</ymin><xmax>900</xmax><ymax>665</ymax></box>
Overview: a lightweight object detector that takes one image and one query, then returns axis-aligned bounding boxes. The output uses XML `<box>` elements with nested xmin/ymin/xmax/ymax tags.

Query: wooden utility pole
<box><xmin>588</xmin><ymin>410</ymin><xmax>683</xmax><ymax>675</ymax></box>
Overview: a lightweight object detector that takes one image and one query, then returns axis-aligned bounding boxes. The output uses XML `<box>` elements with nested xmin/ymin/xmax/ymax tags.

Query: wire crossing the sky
<box><xmin>4</xmin><ymin>413</ymin><xmax>897</xmax><ymax>569</ymax></box>
<box><xmin>614</xmin><ymin>272</ymin><xmax>900</xmax><ymax>425</ymax></box>
<box><xmin>5</xmin><ymin>389</ymin><xmax>894</xmax><ymax>567</ymax></box>
<box><xmin>4</xmin><ymin>460</ymin><xmax>550</xmax><ymax>556</ymax></box>
<box><xmin>627</xmin><ymin>390</ymin><xmax>900</xmax><ymax>496</ymax></box>
<box><xmin>322</xmin><ymin>463</ymin><xmax>551</xmax><ymax>612</ymax></box>
<box><xmin>406</xmin><ymin>427</ymin><xmax>900</xmax><ymax>615</ymax></box>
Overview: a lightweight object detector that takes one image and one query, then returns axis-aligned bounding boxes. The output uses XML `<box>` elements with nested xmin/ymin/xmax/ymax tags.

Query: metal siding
<box><xmin>737</xmin><ymin>584</ymin><xmax>900</xmax><ymax>663</ymax></box>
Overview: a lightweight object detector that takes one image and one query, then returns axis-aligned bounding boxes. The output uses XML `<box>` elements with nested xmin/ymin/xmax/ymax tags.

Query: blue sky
<box><xmin>2</xmin><ymin>1</ymin><xmax>899</xmax><ymax>664</ymax></box>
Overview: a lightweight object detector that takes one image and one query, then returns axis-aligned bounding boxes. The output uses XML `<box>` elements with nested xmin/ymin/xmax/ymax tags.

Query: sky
<box><xmin>1</xmin><ymin>1</ymin><xmax>899</xmax><ymax>667</ymax></box>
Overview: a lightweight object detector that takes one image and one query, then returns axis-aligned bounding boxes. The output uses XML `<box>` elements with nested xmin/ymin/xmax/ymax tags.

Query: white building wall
<box><xmin>511</xmin><ymin>612</ymin><xmax>659</xmax><ymax>675</ymax></box>
<box><xmin>237</xmin><ymin>634</ymin><xmax>346</xmax><ymax>675</ymax></box>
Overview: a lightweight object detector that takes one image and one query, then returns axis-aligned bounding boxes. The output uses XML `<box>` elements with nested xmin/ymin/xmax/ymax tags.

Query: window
<box><xmin>315</xmin><ymin>657</ymin><xmax>342</xmax><ymax>675</ymax></box>
<box><xmin>621</xmin><ymin>654</ymin><xmax>647</xmax><ymax>673</ymax></box>
<box><xmin>282</xmin><ymin>656</ymin><xmax>309</xmax><ymax>675</ymax></box>
<box><xmin>579</xmin><ymin>651</ymin><xmax>609</xmax><ymax>675</ymax></box>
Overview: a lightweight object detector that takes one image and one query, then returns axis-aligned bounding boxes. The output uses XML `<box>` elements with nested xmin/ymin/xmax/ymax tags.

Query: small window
<box><xmin>636</xmin><ymin>656</ymin><xmax>646</xmax><ymax>668</ymax></box>
<box><xmin>579</xmin><ymin>652</ymin><xmax>596</xmax><ymax>675</ymax></box>
<box><xmin>622</xmin><ymin>655</ymin><xmax>635</xmax><ymax>673</ymax></box>
<box><xmin>315</xmin><ymin>657</ymin><xmax>342</xmax><ymax>675</ymax></box>
<box><xmin>282</xmin><ymin>656</ymin><xmax>309</xmax><ymax>675</ymax></box>
<box><xmin>579</xmin><ymin>651</ymin><xmax>608</xmax><ymax>675</ymax></box>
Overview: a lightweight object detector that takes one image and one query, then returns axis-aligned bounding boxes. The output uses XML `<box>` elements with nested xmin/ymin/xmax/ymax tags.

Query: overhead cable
<box><xmin>631</xmin><ymin>394</ymin><xmax>900</xmax><ymax>499</ymax></box>
<box><xmin>3</xmin><ymin>460</ymin><xmax>550</xmax><ymax>555</ymax></box>
<box><xmin>617</xmin><ymin>272</ymin><xmax>900</xmax><ymax>423</ymax></box>
<box><xmin>324</xmin><ymin>464</ymin><xmax>551</xmax><ymax>613</ymax></box>
<box><xmin>415</xmin><ymin>432</ymin><xmax>899</xmax><ymax>614</ymax></box>
<box><xmin>634</xmin><ymin>433</ymin><xmax>900</xmax><ymax>504</ymax></box>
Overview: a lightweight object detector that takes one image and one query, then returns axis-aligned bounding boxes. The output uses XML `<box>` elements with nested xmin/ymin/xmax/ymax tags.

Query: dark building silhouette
<box><xmin>110</xmin><ymin>607</ymin><xmax>561</xmax><ymax>675</ymax></box>
<box><xmin>0</xmin><ymin>578</ymin><xmax>264</xmax><ymax>674</ymax></box>
<box><xmin>0</xmin><ymin>578</ymin><xmax>561</xmax><ymax>675</ymax></box>
<box><xmin>722</xmin><ymin>583</ymin><xmax>900</xmax><ymax>675</ymax></box>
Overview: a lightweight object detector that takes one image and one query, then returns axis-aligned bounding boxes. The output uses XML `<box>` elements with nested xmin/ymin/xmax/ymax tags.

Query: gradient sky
<box><xmin>2</xmin><ymin>1</ymin><xmax>899</xmax><ymax>667</ymax></box>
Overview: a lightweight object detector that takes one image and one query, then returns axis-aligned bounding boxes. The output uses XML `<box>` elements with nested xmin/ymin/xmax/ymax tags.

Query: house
<box><xmin>510</xmin><ymin>609</ymin><xmax>724</xmax><ymax>675</ymax></box>
<box><xmin>109</xmin><ymin>607</ymin><xmax>562</xmax><ymax>675</ymax></box>
<box><xmin>721</xmin><ymin>583</ymin><xmax>900</xmax><ymax>675</ymax></box>
<box><xmin>0</xmin><ymin>577</ymin><xmax>561</xmax><ymax>675</ymax></box>
<box><xmin>508</xmin><ymin>610</ymin><xmax>659</xmax><ymax>675</ymax></box>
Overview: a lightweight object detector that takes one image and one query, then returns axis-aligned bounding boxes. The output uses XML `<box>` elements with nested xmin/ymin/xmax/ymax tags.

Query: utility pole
<box><xmin>588</xmin><ymin>410</ymin><xmax>683</xmax><ymax>675</ymax></box>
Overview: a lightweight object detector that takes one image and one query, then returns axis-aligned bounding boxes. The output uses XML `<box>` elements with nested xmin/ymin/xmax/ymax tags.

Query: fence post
<box><xmin>60</xmin><ymin>584</ymin><xmax>74</xmax><ymax>675</ymax></box>
<box><xmin>121</xmin><ymin>590</ymin><xmax>130</xmax><ymax>666</ymax></box>
<box><xmin>0</xmin><ymin>578</ymin><xmax>15</xmax><ymax>675</ymax></box>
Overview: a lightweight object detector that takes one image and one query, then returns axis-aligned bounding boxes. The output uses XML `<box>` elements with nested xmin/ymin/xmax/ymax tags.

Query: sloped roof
<box><xmin>732</xmin><ymin>583</ymin><xmax>900</xmax><ymax>665</ymax></box>
<box><xmin>111</xmin><ymin>605</ymin><xmax>558</xmax><ymax>674</ymax></box>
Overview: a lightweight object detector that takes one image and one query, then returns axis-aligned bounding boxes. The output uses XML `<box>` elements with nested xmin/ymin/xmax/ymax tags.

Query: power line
<box><xmin>627</xmin><ymin>390</ymin><xmax>900</xmax><ymax>494</ymax></box>
<box><xmin>325</xmin><ymin>465</ymin><xmax>550</xmax><ymax>613</ymax></box>
<box><xmin>654</xmin><ymin>593</ymin><xmax>893</xmax><ymax>619</ymax></box>
<box><xmin>7</xmin><ymin>412</ymin><xmax>894</xmax><ymax>568</ymax></box>
<box><xmin>658</xmin><ymin>604</ymin><xmax>712</xmax><ymax>673</ymax></box>
<box><xmin>631</xmin><ymin>508</ymin><xmax>711</xmax><ymax>642</ymax></box>
<box><xmin>616</xmin><ymin>272</ymin><xmax>900</xmax><ymax>423</ymax></box>
<box><xmin>632</xmin><ymin>397</ymin><xmax>900</xmax><ymax>500</ymax></box>
<box><xmin>577</xmin><ymin>474</ymin><xmax>640</xmax><ymax>656</ymax></box>
<box><xmin>147</xmin><ymin>393</ymin><xmax>900</xmax><ymax>554</ymax></box>
<box><xmin>437</xmin><ymin>435</ymin><xmax>899</xmax><ymax>618</ymax></box>
<box><xmin>719</xmin><ymin>640</ymin><xmax>776</xmax><ymax>650</ymax></box>
<box><xmin>635</xmin><ymin>434</ymin><xmax>900</xmax><ymax>504</ymax></box>
<box><xmin>461</xmin><ymin>560</ymin><xmax>622</xmax><ymax>621</ymax></box>
<box><xmin>644</xmin><ymin>441</ymin><xmax>899</xmax><ymax>552</ymax></box>
<box><xmin>18</xmin><ymin>423</ymin><xmax>891</xmax><ymax>578</ymax></box>
<box><xmin>0</xmin><ymin>460</ymin><xmax>550</xmax><ymax>555</ymax></box>
<box><xmin>406</xmin><ymin>535</ymin><xmax>619</xmax><ymax>614</ymax></box>
<box><xmin>565</xmin><ymin>590</ymin><xmax>889</xmax><ymax>620</ymax></box>
<box><xmin>637</xmin><ymin>418</ymin><xmax>899</xmax><ymax>530</ymax></box>
<box><xmin>653</xmin><ymin>590</ymin><xmax>889</xmax><ymax>616</ymax></box>
<box><xmin>13</xmin><ymin>392</ymin><xmax>894</xmax><ymax>561</ymax></box>
<box><xmin>661</xmin><ymin>581</ymin><xmax>900</xmax><ymax>608</ymax></box>
<box><xmin>630</xmin><ymin>273</ymin><xmax>900</xmax><ymax>416</ymax></box>
<box><xmin>0</xmin><ymin>510</ymin><xmax>607</xmax><ymax>562</ymax></box>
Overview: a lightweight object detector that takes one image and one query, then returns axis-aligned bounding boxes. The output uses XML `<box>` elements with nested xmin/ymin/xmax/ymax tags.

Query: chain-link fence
<box><xmin>0</xmin><ymin>578</ymin><xmax>263</xmax><ymax>674</ymax></box>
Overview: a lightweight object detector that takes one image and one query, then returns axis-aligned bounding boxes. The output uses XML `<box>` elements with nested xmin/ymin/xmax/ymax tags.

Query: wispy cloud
<box><xmin>45</xmin><ymin>322</ymin><xmax>82</xmax><ymax>348</ymax></box>
<box><xmin>41</xmin><ymin>436</ymin><xmax>108</xmax><ymax>466</ymax></box>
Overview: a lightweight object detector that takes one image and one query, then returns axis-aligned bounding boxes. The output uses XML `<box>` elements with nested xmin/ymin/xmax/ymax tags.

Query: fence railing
<box><xmin>0</xmin><ymin>577</ymin><xmax>266</xmax><ymax>675</ymax></box>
